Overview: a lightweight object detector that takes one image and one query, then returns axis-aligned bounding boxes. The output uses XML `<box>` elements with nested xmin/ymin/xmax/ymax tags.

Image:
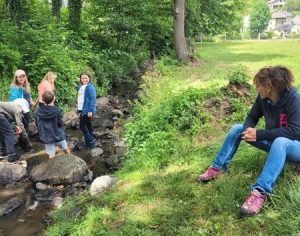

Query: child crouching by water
<box><xmin>34</xmin><ymin>91</ymin><xmax>70</xmax><ymax>158</ymax></box>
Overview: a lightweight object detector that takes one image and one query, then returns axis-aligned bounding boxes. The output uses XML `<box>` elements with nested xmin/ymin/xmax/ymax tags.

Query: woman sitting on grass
<box><xmin>197</xmin><ymin>65</ymin><xmax>300</xmax><ymax>216</ymax></box>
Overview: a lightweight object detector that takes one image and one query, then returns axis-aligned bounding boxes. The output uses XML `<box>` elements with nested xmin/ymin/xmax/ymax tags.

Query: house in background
<box><xmin>267</xmin><ymin>0</ymin><xmax>287</xmax><ymax>10</ymax></box>
<box><xmin>274</xmin><ymin>23</ymin><xmax>300</xmax><ymax>35</ymax></box>
<box><xmin>268</xmin><ymin>10</ymin><xmax>293</xmax><ymax>30</ymax></box>
<box><xmin>292</xmin><ymin>16</ymin><xmax>300</xmax><ymax>25</ymax></box>
<box><xmin>242</xmin><ymin>8</ymin><xmax>300</xmax><ymax>36</ymax></box>
<box><xmin>271</xmin><ymin>13</ymin><xmax>300</xmax><ymax>36</ymax></box>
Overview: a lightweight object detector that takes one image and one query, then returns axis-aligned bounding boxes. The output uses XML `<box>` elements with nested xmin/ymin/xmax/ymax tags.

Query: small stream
<box><xmin>0</xmin><ymin>79</ymin><xmax>140</xmax><ymax>236</ymax></box>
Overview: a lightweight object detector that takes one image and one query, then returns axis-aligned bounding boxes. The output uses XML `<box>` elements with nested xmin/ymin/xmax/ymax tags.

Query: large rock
<box><xmin>90</xmin><ymin>175</ymin><xmax>118</xmax><ymax>196</ymax></box>
<box><xmin>63</xmin><ymin>110</ymin><xmax>79</xmax><ymax>128</ymax></box>
<box><xmin>0</xmin><ymin>197</ymin><xmax>24</xmax><ymax>216</ymax></box>
<box><xmin>29</xmin><ymin>154</ymin><xmax>90</xmax><ymax>185</ymax></box>
<box><xmin>96</xmin><ymin>97</ymin><xmax>112</xmax><ymax>112</ymax></box>
<box><xmin>0</xmin><ymin>163</ymin><xmax>27</xmax><ymax>186</ymax></box>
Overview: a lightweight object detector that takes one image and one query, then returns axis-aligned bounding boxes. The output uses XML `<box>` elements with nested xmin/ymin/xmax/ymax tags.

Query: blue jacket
<box><xmin>10</xmin><ymin>86</ymin><xmax>31</xmax><ymax>105</ymax></box>
<box><xmin>34</xmin><ymin>105</ymin><xmax>66</xmax><ymax>144</ymax></box>
<box><xmin>78</xmin><ymin>83</ymin><xmax>96</xmax><ymax>115</ymax></box>
<box><xmin>244</xmin><ymin>87</ymin><xmax>300</xmax><ymax>141</ymax></box>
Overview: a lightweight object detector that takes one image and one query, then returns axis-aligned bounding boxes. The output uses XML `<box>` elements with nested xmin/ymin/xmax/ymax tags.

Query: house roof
<box><xmin>275</xmin><ymin>24</ymin><xmax>295</xmax><ymax>31</ymax></box>
<box><xmin>272</xmin><ymin>10</ymin><xmax>293</xmax><ymax>18</ymax></box>
<box><xmin>280</xmin><ymin>11</ymin><xmax>293</xmax><ymax>17</ymax></box>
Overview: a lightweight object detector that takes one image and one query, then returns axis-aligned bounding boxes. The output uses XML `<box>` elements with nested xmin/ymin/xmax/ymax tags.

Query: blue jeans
<box><xmin>211</xmin><ymin>124</ymin><xmax>300</xmax><ymax>193</ymax></box>
<box><xmin>0</xmin><ymin>114</ymin><xmax>15</xmax><ymax>155</ymax></box>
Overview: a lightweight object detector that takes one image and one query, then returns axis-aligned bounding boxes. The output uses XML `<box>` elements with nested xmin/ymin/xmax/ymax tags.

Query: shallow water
<box><xmin>0</xmin><ymin>183</ymin><xmax>52</xmax><ymax>236</ymax></box>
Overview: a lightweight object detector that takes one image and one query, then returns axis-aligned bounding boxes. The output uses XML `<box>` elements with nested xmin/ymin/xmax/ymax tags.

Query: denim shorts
<box><xmin>45</xmin><ymin>140</ymin><xmax>68</xmax><ymax>155</ymax></box>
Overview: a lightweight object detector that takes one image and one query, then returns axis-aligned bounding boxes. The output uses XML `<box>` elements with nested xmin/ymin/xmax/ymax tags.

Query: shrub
<box><xmin>123</xmin><ymin>86</ymin><xmax>222</xmax><ymax>169</ymax></box>
<box><xmin>225</xmin><ymin>66</ymin><xmax>252</xmax><ymax>85</ymax></box>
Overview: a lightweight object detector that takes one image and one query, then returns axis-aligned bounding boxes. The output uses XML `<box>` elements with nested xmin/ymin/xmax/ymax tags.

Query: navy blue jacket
<box><xmin>34</xmin><ymin>105</ymin><xmax>66</xmax><ymax>144</ymax></box>
<box><xmin>244</xmin><ymin>87</ymin><xmax>300</xmax><ymax>141</ymax></box>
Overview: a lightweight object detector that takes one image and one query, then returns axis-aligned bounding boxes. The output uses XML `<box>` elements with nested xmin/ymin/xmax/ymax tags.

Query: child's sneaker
<box><xmin>7</xmin><ymin>153</ymin><xmax>23</xmax><ymax>164</ymax></box>
<box><xmin>240</xmin><ymin>189</ymin><xmax>267</xmax><ymax>215</ymax></box>
<box><xmin>83</xmin><ymin>141</ymin><xmax>95</xmax><ymax>150</ymax></box>
<box><xmin>196</xmin><ymin>166</ymin><xmax>223</xmax><ymax>182</ymax></box>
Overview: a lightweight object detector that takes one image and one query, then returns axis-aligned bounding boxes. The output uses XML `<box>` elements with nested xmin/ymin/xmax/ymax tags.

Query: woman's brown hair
<box><xmin>253</xmin><ymin>66</ymin><xmax>294</xmax><ymax>94</ymax></box>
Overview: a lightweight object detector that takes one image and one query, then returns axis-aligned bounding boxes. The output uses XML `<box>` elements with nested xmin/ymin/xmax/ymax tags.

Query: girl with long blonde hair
<box><xmin>37</xmin><ymin>71</ymin><xmax>57</xmax><ymax>107</ymax></box>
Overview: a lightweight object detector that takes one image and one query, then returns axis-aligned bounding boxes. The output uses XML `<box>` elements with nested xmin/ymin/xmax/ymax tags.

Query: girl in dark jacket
<box><xmin>197</xmin><ymin>66</ymin><xmax>300</xmax><ymax>216</ymax></box>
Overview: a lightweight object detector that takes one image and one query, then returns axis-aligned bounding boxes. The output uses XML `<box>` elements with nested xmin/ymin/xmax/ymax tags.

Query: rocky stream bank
<box><xmin>0</xmin><ymin>78</ymin><xmax>143</xmax><ymax>236</ymax></box>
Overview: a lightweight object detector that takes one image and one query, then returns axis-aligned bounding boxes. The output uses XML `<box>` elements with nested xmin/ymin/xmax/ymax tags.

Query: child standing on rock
<box><xmin>77</xmin><ymin>71</ymin><xmax>96</xmax><ymax>149</ymax></box>
<box><xmin>35</xmin><ymin>91</ymin><xmax>70</xmax><ymax>158</ymax></box>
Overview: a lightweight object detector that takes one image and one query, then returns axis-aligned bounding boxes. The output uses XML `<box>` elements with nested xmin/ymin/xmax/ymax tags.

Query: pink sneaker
<box><xmin>196</xmin><ymin>166</ymin><xmax>223</xmax><ymax>182</ymax></box>
<box><xmin>240</xmin><ymin>190</ymin><xmax>267</xmax><ymax>215</ymax></box>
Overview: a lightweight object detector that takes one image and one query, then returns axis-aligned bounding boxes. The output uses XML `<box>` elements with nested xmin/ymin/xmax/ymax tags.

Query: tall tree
<box><xmin>174</xmin><ymin>0</ymin><xmax>188</xmax><ymax>62</ymax></box>
<box><xmin>185</xmin><ymin>0</ymin><xmax>245</xmax><ymax>37</ymax></box>
<box><xmin>249</xmin><ymin>0</ymin><xmax>271</xmax><ymax>39</ymax></box>
<box><xmin>68</xmin><ymin>0</ymin><xmax>82</xmax><ymax>32</ymax></box>
<box><xmin>283</xmin><ymin>0</ymin><xmax>300</xmax><ymax>13</ymax></box>
<box><xmin>85</xmin><ymin>0</ymin><xmax>173</xmax><ymax>59</ymax></box>
<box><xmin>52</xmin><ymin>0</ymin><xmax>62</xmax><ymax>19</ymax></box>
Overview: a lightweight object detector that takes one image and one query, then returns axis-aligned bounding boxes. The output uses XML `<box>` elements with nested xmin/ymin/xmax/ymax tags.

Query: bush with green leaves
<box><xmin>123</xmin><ymin>86</ymin><xmax>222</xmax><ymax>170</ymax></box>
<box><xmin>225</xmin><ymin>66</ymin><xmax>251</xmax><ymax>85</ymax></box>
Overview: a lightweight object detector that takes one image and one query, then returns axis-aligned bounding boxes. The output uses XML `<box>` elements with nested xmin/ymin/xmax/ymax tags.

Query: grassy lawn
<box><xmin>47</xmin><ymin>39</ymin><xmax>300</xmax><ymax>236</ymax></box>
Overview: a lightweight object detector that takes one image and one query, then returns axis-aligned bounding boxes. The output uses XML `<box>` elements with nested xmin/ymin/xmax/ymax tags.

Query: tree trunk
<box><xmin>52</xmin><ymin>0</ymin><xmax>62</xmax><ymax>19</ymax></box>
<box><xmin>68</xmin><ymin>0</ymin><xmax>82</xmax><ymax>32</ymax></box>
<box><xmin>174</xmin><ymin>0</ymin><xmax>188</xmax><ymax>62</ymax></box>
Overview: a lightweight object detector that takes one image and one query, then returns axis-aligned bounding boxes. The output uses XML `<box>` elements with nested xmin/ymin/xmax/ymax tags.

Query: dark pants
<box><xmin>0</xmin><ymin>114</ymin><xmax>15</xmax><ymax>155</ymax></box>
<box><xmin>79</xmin><ymin>113</ymin><xmax>93</xmax><ymax>134</ymax></box>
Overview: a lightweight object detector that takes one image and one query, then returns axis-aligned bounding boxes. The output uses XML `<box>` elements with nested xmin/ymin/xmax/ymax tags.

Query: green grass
<box><xmin>47</xmin><ymin>39</ymin><xmax>300</xmax><ymax>236</ymax></box>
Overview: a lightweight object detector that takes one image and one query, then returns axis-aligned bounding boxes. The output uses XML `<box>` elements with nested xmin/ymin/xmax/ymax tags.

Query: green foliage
<box><xmin>230</xmin><ymin>97</ymin><xmax>252</xmax><ymax>123</ymax></box>
<box><xmin>51</xmin><ymin>0</ymin><xmax>62</xmax><ymax>18</ymax></box>
<box><xmin>283</xmin><ymin>0</ymin><xmax>300</xmax><ymax>13</ymax></box>
<box><xmin>0</xmin><ymin>42</ymin><xmax>21</xmax><ymax>100</ymax></box>
<box><xmin>86</xmin><ymin>0</ymin><xmax>174</xmax><ymax>60</ymax></box>
<box><xmin>185</xmin><ymin>0</ymin><xmax>245</xmax><ymax>37</ymax></box>
<box><xmin>68</xmin><ymin>0</ymin><xmax>82</xmax><ymax>32</ymax></box>
<box><xmin>286</xmin><ymin>33</ymin><xmax>300</xmax><ymax>39</ymax></box>
<box><xmin>249</xmin><ymin>0</ymin><xmax>271</xmax><ymax>38</ymax></box>
<box><xmin>3</xmin><ymin>0</ymin><xmax>29</xmax><ymax>27</ymax></box>
<box><xmin>124</xmin><ymin>86</ymin><xmax>220</xmax><ymax>170</ymax></box>
<box><xmin>267</xmin><ymin>30</ymin><xmax>275</xmax><ymax>39</ymax></box>
<box><xmin>96</xmin><ymin>49</ymin><xmax>137</xmax><ymax>86</ymax></box>
<box><xmin>225</xmin><ymin>66</ymin><xmax>252</xmax><ymax>84</ymax></box>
